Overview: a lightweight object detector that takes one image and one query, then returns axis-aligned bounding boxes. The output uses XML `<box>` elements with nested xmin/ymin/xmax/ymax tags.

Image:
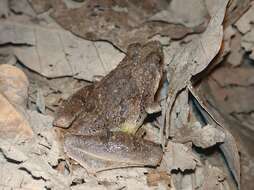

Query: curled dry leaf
<box><xmin>164</xmin><ymin>0</ymin><xmax>228</xmax><ymax>139</ymax></box>
<box><xmin>189</xmin><ymin>84</ymin><xmax>241</xmax><ymax>189</ymax></box>
<box><xmin>41</xmin><ymin>0</ymin><xmax>205</xmax><ymax>51</ymax></box>
<box><xmin>0</xmin><ymin>21</ymin><xmax>124</xmax><ymax>81</ymax></box>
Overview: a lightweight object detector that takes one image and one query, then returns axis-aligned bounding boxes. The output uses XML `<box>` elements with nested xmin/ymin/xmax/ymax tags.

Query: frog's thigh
<box><xmin>64</xmin><ymin>132</ymin><xmax>163</xmax><ymax>172</ymax></box>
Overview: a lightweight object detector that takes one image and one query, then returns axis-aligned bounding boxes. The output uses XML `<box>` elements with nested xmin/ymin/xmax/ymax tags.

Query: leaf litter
<box><xmin>1</xmin><ymin>0</ymin><xmax>253</xmax><ymax>189</ymax></box>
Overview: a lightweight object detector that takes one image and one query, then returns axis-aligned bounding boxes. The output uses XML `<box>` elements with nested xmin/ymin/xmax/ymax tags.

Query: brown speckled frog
<box><xmin>53</xmin><ymin>41</ymin><xmax>164</xmax><ymax>172</ymax></box>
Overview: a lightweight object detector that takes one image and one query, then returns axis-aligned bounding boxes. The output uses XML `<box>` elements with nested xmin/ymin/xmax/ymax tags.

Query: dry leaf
<box><xmin>36</xmin><ymin>88</ymin><xmax>46</xmax><ymax>114</ymax></box>
<box><xmin>150</xmin><ymin>0</ymin><xmax>209</xmax><ymax>27</ymax></box>
<box><xmin>0</xmin><ymin>0</ymin><xmax>9</xmax><ymax>18</ymax></box>
<box><xmin>241</xmin><ymin>29</ymin><xmax>254</xmax><ymax>60</ymax></box>
<box><xmin>47</xmin><ymin>0</ymin><xmax>203</xmax><ymax>51</ymax></box>
<box><xmin>227</xmin><ymin>30</ymin><xmax>243</xmax><ymax>66</ymax></box>
<box><xmin>0</xmin><ymin>64</ymin><xmax>29</xmax><ymax>107</ymax></box>
<box><xmin>171</xmin><ymin>172</ymin><xmax>194</xmax><ymax>190</ymax></box>
<box><xmin>146</xmin><ymin>171</ymin><xmax>171</xmax><ymax>187</ymax></box>
<box><xmin>28</xmin><ymin>0</ymin><xmax>52</xmax><ymax>14</ymax></box>
<box><xmin>0</xmin><ymin>162</ymin><xmax>46</xmax><ymax>190</ymax></box>
<box><xmin>235</xmin><ymin>2</ymin><xmax>254</xmax><ymax>34</ymax></box>
<box><xmin>211</xmin><ymin>66</ymin><xmax>254</xmax><ymax>87</ymax></box>
<box><xmin>200</xmin><ymin>164</ymin><xmax>228</xmax><ymax>190</ymax></box>
<box><xmin>0</xmin><ymin>93</ymin><xmax>33</xmax><ymax>139</ymax></box>
<box><xmin>163</xmin><ymin>142</ymin><xmax>199</xmax><ymax>172</ymax></box>
<box><xmin>27</xmin><ymin>110</ymin><xmax>53</xmax><ymax>133</ymax></box>
<box><xmin>189</xmin><ymin>124</ymin><xmax>225</xmax><ymax>149</ymax></box>
<box><xmin>189</xmin><ymin>84</ymin><xmax>241</xmax><ymax>189</ymax></box>
<box><xmin>164</xmin><ymin>0</ymin><xmax>228</xmax><ymax>139</ymax></box>
<box><xmin>0</xmin><ymin>138</ymin><xmax>28</xmax><ymax>162</ymax></box>
<box><xmin>9</xmin><ymin>0</ymin><xmax>36</xmax><ymax>16</ymax></box>
<box><xmin>169</xmin><ymin>89</ymin><xmax>189</xmax><ymax>138</ymax></box>
<box><xmin>0</xmin><ymin>21</ymin><xmax>124</xmax><ymax>81</ymax></box>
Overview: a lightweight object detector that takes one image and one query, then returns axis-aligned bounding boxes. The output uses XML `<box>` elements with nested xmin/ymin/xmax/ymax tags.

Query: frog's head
<box><xmin>118</xmin><ymin>41</ymin><xmax>164</xmax><ymax>134</ymax></box>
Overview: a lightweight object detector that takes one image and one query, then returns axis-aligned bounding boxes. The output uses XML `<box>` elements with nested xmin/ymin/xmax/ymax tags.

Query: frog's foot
<box><xmin>53</xmin><ymin>85</ymin><xmax>94</xmax><ymax>128</ymax></box>
<box><xmin>145</xmin><ymin>102</ymin><xmax>161</xmax><ymax>114</ymax></box>
<box><xmin>64</xmin><ymin>131</ymin><xmax>163</xmax><ymax>173</ymax></box>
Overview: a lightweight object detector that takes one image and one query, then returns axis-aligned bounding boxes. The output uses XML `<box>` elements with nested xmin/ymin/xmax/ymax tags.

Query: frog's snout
<box><xmin>53</xmin><ymin>115</ymin><xmax>72</xmax><ymax>128</ymax></box>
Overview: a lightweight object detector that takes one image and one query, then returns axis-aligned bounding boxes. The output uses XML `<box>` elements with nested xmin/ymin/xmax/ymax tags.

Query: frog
<box><xmin>53</xmin><ymin>41</ymin><xmax>164</xmax><ymax>173</ymax></box>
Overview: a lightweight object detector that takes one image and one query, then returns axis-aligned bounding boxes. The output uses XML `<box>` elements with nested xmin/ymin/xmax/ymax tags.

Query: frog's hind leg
<box><xmin>64</xmin><ymin>131</ymin><xmax>163</xmax><ymax>172</ymax></box>
<box><xmin>53</xmin><ymin>85</ymin><xmax>94</xmax><ymax>128</ymax></box>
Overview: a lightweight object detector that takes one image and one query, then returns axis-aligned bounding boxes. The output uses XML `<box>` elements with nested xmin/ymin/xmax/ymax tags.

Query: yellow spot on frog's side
<box><xmin>120</xmin><ymin>122</ymin><xmax>138</xmax><ymax>134</ymax></box>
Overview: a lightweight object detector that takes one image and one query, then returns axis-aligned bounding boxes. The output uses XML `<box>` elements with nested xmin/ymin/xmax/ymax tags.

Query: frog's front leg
<box><xmin>64</xmin><ymin>131</ymin><xmax>163</xmax><ymax>173</ymax></box>
<box><xmin>53</xmin><ymin>85</ymin><xmax>94</xmax><ymax>128</ymax></box>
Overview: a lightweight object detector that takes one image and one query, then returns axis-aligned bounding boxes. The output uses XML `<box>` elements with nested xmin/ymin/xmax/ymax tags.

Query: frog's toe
<box><xmin>64</xmin><ymin>132</ymin><xmax>163</xmax><ymax>172</ymax></box>
<box><xmin>53</xmin><ymin>115</ymin><xmax>74</xmax><ymax>128</ymax></box>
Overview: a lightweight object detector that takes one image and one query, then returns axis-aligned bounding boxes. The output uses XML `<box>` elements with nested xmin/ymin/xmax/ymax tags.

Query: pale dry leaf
<box><xmin>0</xmin><ymin>64</ymin><xmax>29</xmax><ymax>107</ymax></box>
<box><xmin>235</xmin><ymin>2</ymin><xmax>254</xmax><ymax>34</ymax></box>
<box><xmin>19</xmin><ymin>157</ymin><xmax>71</xmax><ymax>189</ymax></box>
<box><xmin>164</xmin><ymin>0</ymin><xmax>228</xmax><ymax>139</ymax></box>
<box><xmin>200</xmin><ymin>164</ymin><xmax>229</xmax><ymax>190</ymax></box>
<box><xmin>96</xmin><ymin>168</ymin><xmax>157</xmax><ymax>190</ymax></box>
<box><xmin>227</xmin><ymin>29</ymin><xmax>243</xmax><ymax>67</ymax></box>
<box><xmin>169</xmin><ymin>89</ymin><xmax>189</xmax><ymax>138</ymax></box>
<box><xmin>10</xmin><ymin>0</ymin><xmax>36</xmax><ymax>16</ymax></box>
<box><xmin>0</xmin><ymin>138</ymin><xmax>28</xmax><ymax>162</ymax></box>
<box><xmin>189</xmin><ymin>85</ymin><xmax>241</xmax><ymax>189</ymax></box>
<box><xmin>0</xmin><ymin>93</ymin><xmax>33</xmax><ymax>139</ymax></box>
<box><xmin>173</xmin><ymin>123</ymin><xmax>225</xmax><ymax>149</ymax></box>
<box><xmin>241</xmin><ymin>29</ymin><xmax>254</xmax><ymax>60</ymax></box>
<box><xmin>0</xmin><ymin>162</ymin><xmax>46</xmax><ymax>190</ymax></box>
<box><xmin>171</xmin><ymin>172</ymin><xmax>194</xmax><ymax>190</ymax></box>
<box><xmin>0</xmin><ymin>21</ymin><xmax>124</xmax><ymax>81</ymax></box>
<box><xmin>190</xmin><ymin>124</ymin><xmax>225</xmax><ymax>149</ymax></box>
<box><xmin>163</xmin><ymin>142</ymin><xmax>198</xmax><ymax>172</ymax></box>
<box><xmin>28</xmin><ymin>0</ymin><xmax>52</xmax><ymax>14</ymax></box>
<box><xmin>194</xmin><ymin>166</ymin><xmax>205</xmax><ymax>189</ymax></box>
<box><xmin>163</xmin><ymin>41</ymin><xmax>181</xmax><ymax>67</ymax></box>
<box><xmin>0</xmin><ymin>21</ymin><xmax>36</xmax><ymax>45</ymax></box>
<box><xmin>27</xmin><ymin>110</ymin><xmax>53</xmax><ymax>133</ymax></box>
<box><xmin>150</xmin><ymin>0</ymin><xmax>209</xmax><ymax>28</ymax></box>
<box><xmin>220</xmin><ymin>25</ymin><xmax>237</xmax><ymax>66</ymax></box>
<box><xmin>36</xmin><ymin>88</ymin><xmax>46</xmax><ymax>114</ymax></box>
<box><xmin>70</xmin><ymin>183</ymin><xmax>108</xmax><ymax>190</ymax></box>
<box><xmin>39</xmin><ymin>130</ymin><xmax>62</xmax><ymax>167</ymax></box>
<box><xmin>0</xmin><ymin>0</ymin><xmax>9</xmax><ymax>18</ymax></box>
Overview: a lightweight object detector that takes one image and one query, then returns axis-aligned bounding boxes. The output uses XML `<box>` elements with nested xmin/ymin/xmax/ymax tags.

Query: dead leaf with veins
<box><xmin>45</xmin><ymin>0</ymin><xmax>206</xmax><ymax>51</ymax></box>
<box><xmin>0</xmin><ymin>21</ymin><xmax>124</xmax><ymax>82</ymax></box>
<box><xmin>162</xmin><ymin>142</ymin><xmax>200</xmax><ymax>172</ymax></box>
<box><xmin>163</xmin><ymin>0</ymin><xmax>228</xmax><ymax>140</ymax></box>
